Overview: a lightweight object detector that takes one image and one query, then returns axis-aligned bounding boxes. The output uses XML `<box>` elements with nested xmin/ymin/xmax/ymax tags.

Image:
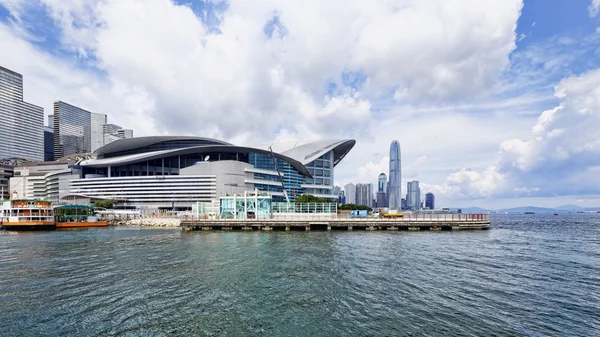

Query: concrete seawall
<box><xmin>110</xmin><ymin>218</ymin><xmax>181</xmax><ymax>227</ymax></box>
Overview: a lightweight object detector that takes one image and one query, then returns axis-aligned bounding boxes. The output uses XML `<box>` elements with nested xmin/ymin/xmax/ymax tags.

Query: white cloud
<box><xmin>1</xmin><ymin>0</ymin><xmax>523</xmax><ymax>141</ymax></box>
<box><xmin>590</xmin><ymin>0</ymin><xmax>600</xmax><ymax>17</ymax></box>
<box><xmin>431</xmin><ymin>68</ymin><xmax>600</xmax><ymax>200</ymax></box>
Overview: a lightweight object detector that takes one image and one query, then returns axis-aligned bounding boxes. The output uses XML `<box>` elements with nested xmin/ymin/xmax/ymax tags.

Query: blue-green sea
<box><xmin>1</xmin><ymin>213</ymin><xmax>599</xmax><ymax>336</ymax></box>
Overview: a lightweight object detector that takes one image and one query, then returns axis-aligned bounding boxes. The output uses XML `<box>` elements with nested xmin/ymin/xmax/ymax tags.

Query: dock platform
<box><xmin>180</xmin><ymin>214</ymin><xmax>490</xmax><ymax>231</ymax></box>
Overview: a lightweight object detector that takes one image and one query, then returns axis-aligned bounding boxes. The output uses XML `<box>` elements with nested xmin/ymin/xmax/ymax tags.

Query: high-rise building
<box><xmin>91</xmin><ymin>112</ymin><xmax>107</xmax><ymax>152</ymax></box>
<box><xmin>388</xmin><ymin>140</ymin><xmax>401</xmax><ymax>210</ymax></box>
<box><xmin>406</xmin><ymin>180</ymin><xmax>421</xmax><ymax>210</ymax></box>
<box><xmin>103</xmin><ymin>124</ymin><xmax>133</xmax><ymax>146</ymax></box>
<box><xmin>378</xmin><ymin>172</ymin><xmax>387</xmax><ymax>207</ymax></box>
<box><xmin>333</xmin><ymin>185</ymin><xmax>343</xmax><ymax>203</ymax></box>
<box><xmin>376</xmin><ymin>191</ymin><xmax>386</xmax><ymax>208</ymax></box>
<box><xmin>339</xmin><ymin>190</ymin><xmax>346</xmax><ymax>204</ymax></box>
<box><xmin>117</xmin><ymin>129</ymin><xmax>134</xmax><ymax>139</ymax></box>
<box><xmin>356</xmin><ymin>183</ymin><xmax>373</xmax><ymax>208</ymax></box>
<box><xmin>378</xmin><ymin>173</ymin><xmax>387</xmax><ymax>192</ymax></box>
<box><xmin>425</xmin><ymin>192</ymin><xmax>435</xmax><ymax>210</ymax></box>
<box><xmin>0</xmin><ymin>163</ymin><xmax>14</xmax><ymax>199</ymax></box>
<box><xmin>333</xmin><ymin>185</ymin><xmax>341</xmax><ymax>195</ymax></box>
<box><xmin>44</xmin><ymin>126</ymin><xmax>54</xmax><ymax>161</ymax></box>
<box><xmin>344</xmin><ymin>183</ymin><xmax>356</xmax><ymax>205</ymax></box>
<box><xmin>53</xmin><ymin>101</ymin><xmax>105</xmax><ymax>158</ymax></box>
<box><xmin>0</xmin><ymin>66</ymin><xmax>44</xmax><ymax>161</ymax></box>
<box><xmin>53</xmin><ymin>101</ymin><xmax>133</xmax><ymax>158</ymax></box>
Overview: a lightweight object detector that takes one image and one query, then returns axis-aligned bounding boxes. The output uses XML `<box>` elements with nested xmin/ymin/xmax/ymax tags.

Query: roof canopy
<box><xmin>82</xmin><ymin>145</ymin><xmax>313</xmax><ymax>177</ymax></box>
<box><xmin>94</xmin><ymin>136</ymin><xmax>231</xmax><ymax>158</ymax></box>
<box><xmin>84</xmin><ymin>136</ymin><xmax>356</xmax><ymax>177</ymax></box>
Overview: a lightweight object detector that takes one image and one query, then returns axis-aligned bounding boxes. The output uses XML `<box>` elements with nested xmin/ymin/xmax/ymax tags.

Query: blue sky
<box><xmin>1</xmin><ymin>0</ymin><xmax>600</xmax><ymax>209</ymax></box>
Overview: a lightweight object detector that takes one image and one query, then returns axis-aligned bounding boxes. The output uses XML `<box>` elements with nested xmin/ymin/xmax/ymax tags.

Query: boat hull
<box><xmin>56</xmin><ymin>221</ymin><xmax>109</xmax><ymax>228</ymax></box>
<box><xmin>1</xmin><ymin>222</ymin><xmax>56</xmax><ymax>230</ymax></box>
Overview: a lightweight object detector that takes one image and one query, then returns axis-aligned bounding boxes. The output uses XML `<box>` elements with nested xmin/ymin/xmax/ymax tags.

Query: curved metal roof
<box><xmin>281</xmin><ymin>140</ymin><xmax>356</xmax><ymax>166</ymax></box>
<box><xmin>80</xmin><ymin>145</ymin><xmax>312</xmax><ymax>177</ymax></box>
<box><xmin>94</xmin><ymin>136</ymin><xmax>231</xmax><ymax>157</ymax></box>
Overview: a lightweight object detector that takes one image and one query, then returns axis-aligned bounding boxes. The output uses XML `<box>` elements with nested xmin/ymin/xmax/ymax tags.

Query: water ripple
<box><xmin>1</xmin><ymin>215</ymin><xmax>599</xmax><ymax>336</ymax></box>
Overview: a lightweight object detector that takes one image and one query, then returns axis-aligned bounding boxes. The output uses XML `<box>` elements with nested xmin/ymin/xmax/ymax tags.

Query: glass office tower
<box><xmin>53</xmin><ymin>101</ymin><xmax>107</xmax><ymax>158</ymax></box>
<box><xmin>0</xmin><ymin>66</ymin><xmax>44</xmax><ymax>161</ymax></box>
<box><xmin>388</xmin><ymin>140</ymin><xmax>401</xmax><ymax>210</ymax></box>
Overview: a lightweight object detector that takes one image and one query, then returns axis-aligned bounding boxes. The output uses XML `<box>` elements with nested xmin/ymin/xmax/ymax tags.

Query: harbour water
<box><xmin>1</xmin><ymin>214</ymin><xmax>599</xmax><ymax>336</ymax></box>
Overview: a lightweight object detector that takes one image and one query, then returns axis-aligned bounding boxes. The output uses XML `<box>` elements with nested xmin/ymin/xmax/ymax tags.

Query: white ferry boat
<box><xmin>0</xmin><ymin>199</ymin><xmax>55</xmax><ymax>230</ymax></box>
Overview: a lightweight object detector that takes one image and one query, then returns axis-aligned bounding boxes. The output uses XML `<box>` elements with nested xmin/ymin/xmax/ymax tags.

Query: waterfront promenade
<box><xmin>180</xmin><ymin>213</ymin><xmax>490</xmax><ymax>231</ymax></box>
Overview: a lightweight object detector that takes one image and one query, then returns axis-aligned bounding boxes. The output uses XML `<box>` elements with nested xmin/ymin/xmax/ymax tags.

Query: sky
<box><xmin>1</xmin><ymin>0</ymin><xmax>600</xmax><ymax>209</ymax></box>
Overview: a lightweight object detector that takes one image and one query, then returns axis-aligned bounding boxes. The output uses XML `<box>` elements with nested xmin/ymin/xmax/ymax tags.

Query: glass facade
<box><xmin>302</xmin><ymin>152</ymin><xmax>335</xmax><ymax>198</ymax></box>
<box><xmin>54</xmin><ymin>101</ymin><xmax>94</xmax><ymax>158</ymax></box>
<box><xmin>272</xmin><ymin>202</ymin><xmax>337</xmax><ymax>213</ymax></box>
<box><xmin>425</xmin><ymin>192</ymin><xmax>435</xmax><ymax>210</ymax></box>
<box><xmin>407</xmin><ymin>180</ymin><xmax>421</xmax><ymax>210</ymax></box>
<box><xmin>388</xmin><ymin>140</ymin><xmax>401</xmax><ymax>210</ymax></box>
<box><xmin>249</xmin><ymin>152</ymin><xmax>304</xmax><ymax>202</ymax></box>
<box><xmin>0</xmin><ymin>66</ymin><xmax>44</xmax><ymax>161</ymax></box>
<box><xmin>44</xmin><ymin>127</ymin><xmax>54</xmax><ymax>161</ymax></box>
<box><xmin>219</xmin><ymin>195</ymin><xmax>272</xmax><ymax>219</ymax></box>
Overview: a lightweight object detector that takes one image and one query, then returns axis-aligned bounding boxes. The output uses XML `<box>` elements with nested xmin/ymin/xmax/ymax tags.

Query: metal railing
<box><xmin>180</xmin><ymin>213</ymin><xmax>489</xmax><ymax>222</ymax></box>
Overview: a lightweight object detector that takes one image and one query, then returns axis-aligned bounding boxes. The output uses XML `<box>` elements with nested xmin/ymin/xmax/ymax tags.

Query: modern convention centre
<box><xmin>70</xmin><ymin>136</ymin><xmax>355</xmax><ymax>210</ymax></box>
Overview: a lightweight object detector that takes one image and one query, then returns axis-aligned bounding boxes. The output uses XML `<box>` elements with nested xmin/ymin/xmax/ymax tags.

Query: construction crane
<box><xmin>268</xmin><ymin>146</ymin><xmax>290</xmax><ymax>204</ymax></box>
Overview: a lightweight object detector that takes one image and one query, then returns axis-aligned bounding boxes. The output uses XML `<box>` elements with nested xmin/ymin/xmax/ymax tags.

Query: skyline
<box><xmin>1</xmin><ymin>0</ymin><xmax>600</xmax><ymax>208</ymax></box>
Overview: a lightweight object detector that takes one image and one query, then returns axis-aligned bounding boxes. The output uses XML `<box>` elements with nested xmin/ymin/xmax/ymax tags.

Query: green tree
<box><xmin>94</xmin><ymin>199</ymin><xmax>118</xmax><ymax>209</ymax></box>
<box><xmin>294</xmin><ymin>194</ymin><xmax>325</xmax><ymax>203</ymax></box>
<box><xmin>338</xmin><ymin>203</ymin><xmax>372</xmax><ymax>211</ymax></box>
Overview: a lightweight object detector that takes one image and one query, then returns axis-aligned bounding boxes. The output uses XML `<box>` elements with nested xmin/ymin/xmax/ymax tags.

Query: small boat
<box><xmin>524</xmin><ymin>211</ymin><xmax>535</xmax><ymax>214</ymax></box>
<box><xmin>54</xmin><ymin>205</ymin><xmax>108</xmax><ymax>228</ymax></box>
<box><xmin>554</xmin><ymin>213</ymin><xmax>559</xmax><ymax>216</ymax></box>
<box><xmin>0</xmin><ymin>200</ymin><xmax>55</xmax><ymax>230</ymax></box>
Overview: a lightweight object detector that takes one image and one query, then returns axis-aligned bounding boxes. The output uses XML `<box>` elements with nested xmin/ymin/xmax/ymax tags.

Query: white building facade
<box><xmin>344</xmin><ymin>183</ymin><xmax>356</xmax><ymax>205</ymax></box>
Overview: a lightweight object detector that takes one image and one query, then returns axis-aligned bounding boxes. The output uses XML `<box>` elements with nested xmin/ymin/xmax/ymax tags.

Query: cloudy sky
<box><xmin>1</xmin><ymin>0</ymin><xmax>600</xmax><ymax>209</ymax></box>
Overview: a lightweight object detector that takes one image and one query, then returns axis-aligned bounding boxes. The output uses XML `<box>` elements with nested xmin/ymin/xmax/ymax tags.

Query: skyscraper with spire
<box><xmin>388</xmin><ymin>140</ymin><xmax>401</xmax><ymax>210</ymax></box>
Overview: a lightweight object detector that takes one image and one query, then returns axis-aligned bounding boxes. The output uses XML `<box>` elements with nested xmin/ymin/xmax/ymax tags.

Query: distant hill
<box><xmin>497</xmin><ymin>206</ymin><xmax>555</xmax><ymax>213</ymax></box>
<box><xmin>554</xmin><ymin>205</ymin><xmax>585</xmax><ymax>211</ymax></box>
<box><xmin>445</xmin><ymin>205</ymin><xmax>600</xmax><ymax>213</ymax></box>
<box><xmin>454</xmin><ymin>207</ymin><xmax>492</xmax><ymax>214</ymax></box>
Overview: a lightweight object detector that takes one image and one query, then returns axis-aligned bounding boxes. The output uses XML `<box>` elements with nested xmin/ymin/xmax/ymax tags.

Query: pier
<box><xmin>180</xmin><ymin>213</ymin><xmax>490</xmax><ymax>231</ymax></box>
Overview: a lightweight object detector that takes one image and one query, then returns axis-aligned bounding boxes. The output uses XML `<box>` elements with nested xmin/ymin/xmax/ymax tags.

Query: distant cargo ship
<box><xmin>524</xmin><ymin>212</ymin><xmax>535</xmax><ymax>214</ymax></box>
<box><xmin>54</xmin><ymin>205</ymin><xmax>108</xmax><ymax>228</ymax></box>
<box><xmin>0</xmin><ymin>200</ymin><xmax>55</xmax><ymax>230</ymax></box>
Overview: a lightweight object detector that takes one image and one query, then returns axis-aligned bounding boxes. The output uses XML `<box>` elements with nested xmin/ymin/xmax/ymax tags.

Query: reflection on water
<box><xmin>1</xmin><ymin>214</ymin><xmax>599</xmax><ymax>336</ymax></box>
